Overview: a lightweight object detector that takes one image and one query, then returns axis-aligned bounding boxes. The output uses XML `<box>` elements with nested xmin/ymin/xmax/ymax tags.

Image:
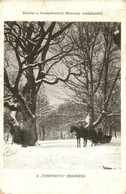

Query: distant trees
<box><xmin>36</xmin><ymin>87</ymin><xmax>53</xmax><ymax>140</ymax></box>
<box><xmin>36</xmin><ymin>101</ymin><xmax>87</xmax><ymax>140</ymax></box>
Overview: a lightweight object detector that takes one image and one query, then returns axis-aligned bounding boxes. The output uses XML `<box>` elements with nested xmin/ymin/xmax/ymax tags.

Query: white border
<box><xmin>0</xmin><ymin>1</ymin><xmax>126</xmax><ymax>194</ymax></box>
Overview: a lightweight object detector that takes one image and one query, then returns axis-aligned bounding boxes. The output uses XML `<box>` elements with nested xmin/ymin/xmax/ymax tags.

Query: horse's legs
<box><xmin>77</xmin><ymin>138</ymin><xmax>81</xmax><ymax>148</ymax></box>
<box><xmin>78</xmin><ymin>138</ymin><xmax>81</xmax><ymax>148</ymax></box>
<box><xmin>83</xmin><ymin>138</ymin><xmax>87</xmax><ymax>147</ymax></box>
<box><xmin>83</xmin><ymin>138</ymin><xmax>85</xmax><ymax>147</ymax></box>
<box><xmin>85</xmin><ymin>139</ymin><xmax>87</xmax><ymax>147</ymax></box>
<box><xmin>77</xmin><ymin>138</ymin><xmax>79</xmax><ymax>147</ymax></box>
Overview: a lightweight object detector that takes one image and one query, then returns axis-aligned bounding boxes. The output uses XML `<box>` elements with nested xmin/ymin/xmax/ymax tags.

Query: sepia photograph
<box><xmin>3</xmin><ymin>21</ymin><xmax>121</xmax><ymax>170</ymax></box>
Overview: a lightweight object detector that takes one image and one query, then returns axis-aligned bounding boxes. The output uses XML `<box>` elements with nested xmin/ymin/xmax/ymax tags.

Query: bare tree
<box><xmin>4</xmin><ymin>21</ymin><xmax>82</xmax><ymax>146</ymax></box>
<box><xmin>62</xmin><ymin>22</ymin><xmax>121</xmax><ymax>131</ymax></box>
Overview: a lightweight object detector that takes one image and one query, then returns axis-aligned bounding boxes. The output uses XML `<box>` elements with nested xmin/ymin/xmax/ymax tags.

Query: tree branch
<box><xmin>105</xmin><ymin>68</ymin><xmax>120</xmax><ymax>106</ymax></box>
<box><xmin>36</xmin><ymin>64</ymin><xmax>81</xmax><ymax>85</ymax></box>
<box><xmin>51</xmin><ymin>23</ymin><xmax>73</xmax><ymax>40</ymax></box>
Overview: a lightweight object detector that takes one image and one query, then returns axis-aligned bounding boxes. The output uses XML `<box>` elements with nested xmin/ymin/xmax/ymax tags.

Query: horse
<box><xmin>70</xmin><ymin>125</ymin><xmax>99</xmax><ymax>147</ymax></box>
<box><xmin>70</xmin><ymin>125</ymin><xmax>88</xmax><ymax>147</ymax></box>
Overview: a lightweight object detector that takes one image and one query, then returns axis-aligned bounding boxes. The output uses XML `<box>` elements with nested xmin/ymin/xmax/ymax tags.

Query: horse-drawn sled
<box><xmin>70</xmin><ymin>125</ymin><xmax>112</xmax><ymax>148</ymax></box>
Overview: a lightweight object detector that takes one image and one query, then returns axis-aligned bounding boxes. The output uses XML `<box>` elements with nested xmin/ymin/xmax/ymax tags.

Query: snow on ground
<box><xmin>3</xmin><ymin>136</ymin><xmax>121</xmax><ymax>169</ymax></box>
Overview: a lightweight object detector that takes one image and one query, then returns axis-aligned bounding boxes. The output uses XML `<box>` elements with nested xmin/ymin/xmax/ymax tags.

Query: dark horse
<box><xmin>70</xmin><ymin>125</ymin><xmax>99</xmax><ymax>147</ymax></box>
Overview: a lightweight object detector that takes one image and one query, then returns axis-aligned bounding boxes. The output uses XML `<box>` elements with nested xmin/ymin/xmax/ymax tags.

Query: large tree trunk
<box><xmin>7</xmin><ymin>65</ymin><xmax>38</xmax><ymax>146</ymax></box>
<box><xmin>21</xmin><ymin>116</ymin><xmax>38</xmax><ymax>146</ymax></box>
<box><xmin>20</xmin><ymin>85</ymin><xmax>38</xmax><ymax>146</ymax></box>
<box><xmin>20</xmin><ymin>62</ymin><xmax>38</xmax><ymax>146</ymax></box>
<box><xmin>8</xmin><ymin>104</ymin><xmax>38</xmax><ymax>146</ymax></box>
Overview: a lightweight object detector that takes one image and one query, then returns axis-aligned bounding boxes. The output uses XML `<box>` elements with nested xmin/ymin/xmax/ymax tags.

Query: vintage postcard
<box><xmin>0</xmin><ymin>0</ymin><xmax>126</xmax><ymax>194</ymax></box>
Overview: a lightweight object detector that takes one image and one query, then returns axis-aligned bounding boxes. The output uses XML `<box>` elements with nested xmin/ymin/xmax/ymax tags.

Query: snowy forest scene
<box><xmin>4</xmin><ymin>22</ymin><xmax>121</xmax><ymax>169</ymax></box>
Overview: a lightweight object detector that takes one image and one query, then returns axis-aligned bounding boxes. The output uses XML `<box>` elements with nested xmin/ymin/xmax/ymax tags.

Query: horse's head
<box><xmin>70</xmin><ymin>125</ymin><xmax>74</xmax><ymax>133</ymax></box>
<box><xmin>70</xmin><ymin>125</ymin><xmax>78</xmax><ymax>133</ymax></box>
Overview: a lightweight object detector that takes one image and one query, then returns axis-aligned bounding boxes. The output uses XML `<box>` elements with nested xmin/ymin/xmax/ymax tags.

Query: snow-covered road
<box><xmin>3</xmin><ymin>137</ymin><xmax>121</xmax><ymax>169</ymax></box>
